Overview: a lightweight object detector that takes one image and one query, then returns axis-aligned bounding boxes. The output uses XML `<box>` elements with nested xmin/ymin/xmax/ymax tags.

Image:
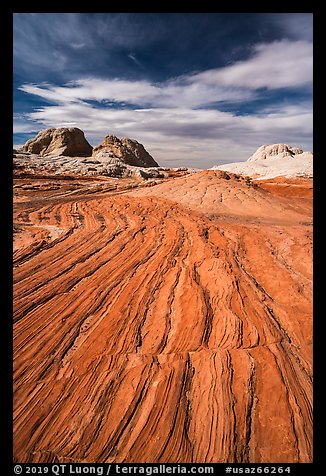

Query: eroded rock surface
<box><xmin>13</xmin><ymin>170</ymin><xmax>312</xmax><ymax>463</ymax></box>
<box><xmin>12</xmin><ymin>152</ymin><xmax>192</xmax><ymax>181</ymax></box>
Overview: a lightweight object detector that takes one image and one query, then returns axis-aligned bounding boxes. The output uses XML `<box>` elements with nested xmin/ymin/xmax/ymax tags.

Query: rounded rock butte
<box><xmin>212</xmin><ymin>144</ymin><xmax>313</xmax><ymax>181</ymax></box>
<box><xmin>22</xmin><ymin>127</ymin><xmax>93</xmax><ymax>157</ymax></box>
<box><xmin>247</xmin><ymin>144</ymin><xmax>304</xmax><ymax>162</ymax></box>
<box><xmin>92</xmin><ymin>134</ymin><xmax>159</xmax><ymax>167</ymax></box>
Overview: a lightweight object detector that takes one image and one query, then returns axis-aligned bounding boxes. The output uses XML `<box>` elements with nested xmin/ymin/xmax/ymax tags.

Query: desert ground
<box><xmin>13</xmin><ymin>168</ymin><xmax>312</xmax><ymax>463</ymax></box>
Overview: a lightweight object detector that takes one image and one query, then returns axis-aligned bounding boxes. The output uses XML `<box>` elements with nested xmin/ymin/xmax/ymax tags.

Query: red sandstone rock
<box><xmin>13</xmin><ymin>171</ymin><xmax>312</xmax><ymax>463</ymax></box>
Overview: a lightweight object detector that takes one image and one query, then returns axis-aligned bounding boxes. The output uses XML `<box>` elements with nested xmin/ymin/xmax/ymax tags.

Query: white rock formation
<box><xmin>247</xmin><ymin>144</ymin><xmax>304</xmax><ymax>162</ymax></box>
<box><xmin>13</xmin><ymin>152</ymin><xmax>169</xmax><ymax>180</ymax></box>
<box><xmin>212</xmin><ymin>144</ymin><xmax>313</xmax><ymax>180</ymax></box>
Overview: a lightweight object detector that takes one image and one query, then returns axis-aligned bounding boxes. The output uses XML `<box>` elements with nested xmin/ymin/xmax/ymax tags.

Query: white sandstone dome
<box><xmin>247</xmin><ymin>144</ymin><xmax>304</xmax><ymax>162</ymax></box>
<box><xmin>211</xmin><ymin>144</ymin><xmax>313</xmax><ymax>180</ymax></box>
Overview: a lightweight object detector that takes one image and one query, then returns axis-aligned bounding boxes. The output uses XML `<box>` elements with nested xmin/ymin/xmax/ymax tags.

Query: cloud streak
<box><xmin>194</xmin><ymin>40</ymin><xmax>313</xmax><ymax>89</ymax></box>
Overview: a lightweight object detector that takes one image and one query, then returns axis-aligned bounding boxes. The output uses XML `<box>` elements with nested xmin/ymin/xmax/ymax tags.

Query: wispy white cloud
<box><xmin>19</xmin><ymin>76</ymin><xmax>253</xmax><ymax>109</ymax></box>
<box><xmin>71</xmin><ymin>42</ymin><xmax>86</xmax><ymax>49</ymax></box>
<box><xmin>13</xmin><ymin>118</ymin><xmax>40</xmax><ymax>134</ymax></box>
<box><xmin>193</xmin><ymin>40</ymin><xmax>313</xmax><ymax>89</ymax></box>
<box><xmin>127</xmin><ymin>53</ymin><xmax>143</xmax><ymax>68</ymax></box>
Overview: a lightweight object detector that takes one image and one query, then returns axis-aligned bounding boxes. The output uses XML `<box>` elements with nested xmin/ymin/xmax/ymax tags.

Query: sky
<box><xmin>13</xmin><ymin>13</ymin><xmax>313</xmax><ymax>169</ymax></box>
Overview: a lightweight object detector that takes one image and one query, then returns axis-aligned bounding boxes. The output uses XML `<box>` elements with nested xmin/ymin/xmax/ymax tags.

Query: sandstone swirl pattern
<box><xmin>13</xmin><ymin>171</ymin><xmax>312</xmax><ymax>463</ymax></box>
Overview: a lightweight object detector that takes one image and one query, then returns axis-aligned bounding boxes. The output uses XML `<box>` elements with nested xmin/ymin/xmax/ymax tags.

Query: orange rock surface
<box><xmin>13</xmin><ymin>170</ymin><xmax>313</xmax><ymax>463</ymax></box>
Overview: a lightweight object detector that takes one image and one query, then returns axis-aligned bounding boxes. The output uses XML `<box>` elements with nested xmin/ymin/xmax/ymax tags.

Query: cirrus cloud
<box><xmin>194</xmin><ymin>39</ymin><xmax>312</xmax><ymax>90</ymax></box>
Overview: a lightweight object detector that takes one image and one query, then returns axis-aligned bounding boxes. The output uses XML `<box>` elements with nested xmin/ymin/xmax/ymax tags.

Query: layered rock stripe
<box><xmin>13</xmin><ymin>171</ymin><xmax>312</xmax><ymax>463</ymax></box>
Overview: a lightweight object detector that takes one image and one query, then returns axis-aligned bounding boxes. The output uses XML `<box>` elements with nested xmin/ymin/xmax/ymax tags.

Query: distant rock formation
<box><xmin>22</xmin><ymin>127</ymin><xmax>93</xmax><ymax>157</ymax></box>
<box><xmin>247</xmin><ymin>144</ymin><xmax>304</xmax><ymax>162</ymax></box>
<box><xmin>212</xmin><ymin>144</ymin><xmax>313</xmax><ymax>180</ymax></box>
<box><xmin>93</xmin><ymin>135</ymin><xmax>159</xmax><ymax>168</ymax></box>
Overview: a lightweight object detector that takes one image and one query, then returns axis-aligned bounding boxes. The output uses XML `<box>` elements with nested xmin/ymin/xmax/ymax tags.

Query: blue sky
<box><xmin>13</xmin><ymin>13</ymin><xmax>313</xmax><ymax>168</ymax></box>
